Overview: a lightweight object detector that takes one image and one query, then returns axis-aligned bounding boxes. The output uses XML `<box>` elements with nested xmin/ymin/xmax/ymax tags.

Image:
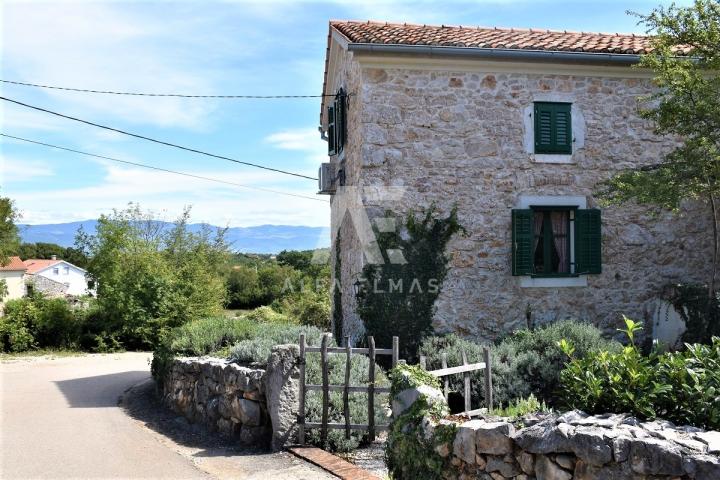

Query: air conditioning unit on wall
<box><xmin>318</xmin><ymin>163</ymin><xmax>336</xmax><ymax>194</ymax></box>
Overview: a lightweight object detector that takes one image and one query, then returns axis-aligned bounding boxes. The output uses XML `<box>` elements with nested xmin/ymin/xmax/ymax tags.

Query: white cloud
<box><xmin>7</xmin><ymin>161</ymin><xmax>328</xmax><ymax>227</ymax></box>
<box><xmin>0</xmin><ymin>156</ymin><xmax>54</xmax><ymax>183</ymax></box>
<box><xmin>265</xmin><ymin>128</ymin><xmax>325</xmax><ymax>152</ymax></box>
<box><xmin>2</xmin><ymin>2</ymin><xmax>221</xmax><ymax>129</ymax></box>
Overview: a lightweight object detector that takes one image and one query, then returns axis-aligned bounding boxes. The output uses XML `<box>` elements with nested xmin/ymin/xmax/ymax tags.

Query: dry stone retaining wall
<box><xmin>163</xmin><ymin>357</ymin><xmax>271</xmax><ymax>445</ymax></box>
<box><xmin>161</xmin><ymin>345</ymin><xmax>302</xmax><ymax>450</ymax></box>
<box><xmin>445</xmin><ymin>411</ymin><xmax>720</xmax><ymax>479</ymax></box>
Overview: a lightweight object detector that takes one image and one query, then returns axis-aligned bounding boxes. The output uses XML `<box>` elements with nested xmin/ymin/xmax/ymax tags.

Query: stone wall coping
<box><xmin>437</xmin><ymin>409</ymin><xmax>720</xmax><ymax>479</ymax></box>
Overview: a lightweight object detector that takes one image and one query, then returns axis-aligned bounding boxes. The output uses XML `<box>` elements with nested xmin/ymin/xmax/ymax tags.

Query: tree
<box><xmin>0</xmin><ymin>192</ymin><xmax>20</xmax><ymax>264</ymax></box>
<box><xmin>76</xmin><ymin>204</ymin><xmax>229</xmax><ymax>348</ymax></box>
<box><xmin>0</xmin><ymin>192</ymin><xmax>20</xmax><ymax>301</ymax></box>
<box><xmin>599</xmin><ymin>1</ymin><xmax>720</xmax><ymax>300</ymax></box>
<box><xmin>17</xmin><ymin>242</ymin><xmax>89</xmax><ymax>268</ymax></box>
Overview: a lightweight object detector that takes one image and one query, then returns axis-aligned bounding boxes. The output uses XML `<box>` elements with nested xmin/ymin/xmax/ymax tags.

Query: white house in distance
<box><xmin>0</xmin><ymin>256</ymin><xmax>28</xmax><ymax>303</ymax></box>
<box><xmin>24</xmin><ymin>255</ymin><xmax>93</xmax><ymax>297</ymax></box>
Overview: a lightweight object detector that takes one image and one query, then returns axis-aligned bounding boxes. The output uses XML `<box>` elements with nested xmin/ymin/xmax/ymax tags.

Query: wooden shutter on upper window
<box><xmin>575</xmin><ymin>208</ymin><xmax>602</xmax><ymax>274</ymax></box>
<box><xmin>335</xmin><ymin>89</ymin><xmax>346</xmax><ymax>153</ymax></box>
<box><xmin>327</xmin><ymin>105</ymin><xmax>337</xmax><ymax>156</ymax></box>
<box><xmin>534</xmin><ymin>102</ymin><xmax>572</xmax><ymax>154</ymax></box>
<box><xmin>512</xmin><ymin>209</ymin><xmax>534</xmax><ymax>276</ymax></box>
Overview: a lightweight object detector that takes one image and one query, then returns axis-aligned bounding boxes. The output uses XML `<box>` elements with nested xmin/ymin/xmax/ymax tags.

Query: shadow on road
<box><xmin>120</xmin><ymin>379</ymin><xmax>274</xmax><ymax>459</ymax></box>
<box><xmin>54</xmin><ymin>371</ymin><xmax>149</xmax><ymax>408</ymax></box>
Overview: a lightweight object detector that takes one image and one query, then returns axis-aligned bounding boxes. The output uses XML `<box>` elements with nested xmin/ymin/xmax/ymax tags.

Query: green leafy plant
<box><xmin>559</xmin><ymin>317</ymin><xmax>720</xmax><ymax>429</ymax></box>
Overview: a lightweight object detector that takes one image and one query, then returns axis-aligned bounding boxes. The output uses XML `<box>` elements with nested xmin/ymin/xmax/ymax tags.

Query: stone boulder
<box><xmin>264</xmin><ymin>344</ymin><xmax>300</xmax><ymax>451</ymax></box>
<box><xmin>391</xmin><ymin>385</ymin><xmax>445</xmax><ymax>418</ymax></box>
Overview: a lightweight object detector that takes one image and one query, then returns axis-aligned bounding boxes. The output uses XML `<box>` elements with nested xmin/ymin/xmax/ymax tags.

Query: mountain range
<box><xmin>18</xmin><ymin>221</ymin><xmax>330</xmax><ymax>254</ymax></box>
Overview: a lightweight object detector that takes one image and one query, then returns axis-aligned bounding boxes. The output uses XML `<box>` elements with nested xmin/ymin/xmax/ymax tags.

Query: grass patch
<box><xmin>0</xmin><ymin>348</ymin><xmax>86</xmax><ymax>361</ymax></box>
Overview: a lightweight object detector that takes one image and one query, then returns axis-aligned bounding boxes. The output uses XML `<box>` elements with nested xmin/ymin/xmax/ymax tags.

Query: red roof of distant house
<box><xmin>23</xmin><ymin>259</ymin><xmax>62</xmax><ymax>274</ymax></box>
<box><xmin>329</xmin><ymin>20</ymin><xmax>682</xmax><ymax>55</ymax></box>
<box><xmin>0</xmin><ymin>256</ymin><xmax>28</xmax><ymax>272</ymax></box>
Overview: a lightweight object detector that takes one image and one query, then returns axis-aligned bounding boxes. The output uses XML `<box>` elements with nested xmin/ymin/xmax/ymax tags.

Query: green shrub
<box><xmin>169</xmin><ymin>316</ymin><xmax>255</xmax><ymax>356</ymax></box>
<box><xmin>490</xmin><ymin>394</ymin><xmax>552</xmax><ymax>418</ymax></box>
<box><xmin>276</xmin><ymin>291</ymin><xmax>331</xmax><ymax>329</ymax></box>
<box><xmin>560</xmin><ymin>317</ymin><xmax>720</xmax><ymax>429</ymax></box>
<box><xmin>34</xmin><ymin>298</ymin><xmax>83</xmax><ymax>349</ymax></box>
<box><xmin>242</xmin><ymin>306</ymin><xmax>292</xmax><ymax>324</ymax></box>
<box><xmin>1</xmin><ymin>296</ymin><xmax>85</xmax><ymax>352</ymax></box>
<box><xmin>419</xmin><ymin>320</ymin><xmax>620</xmax><ymax>407</ymax></box>
<box><xmin>654</xmin><ymin>340</ymin><xmax>720</xmax><ymax>429</ymax></box>
<box><xmin>1</xmin><ymin>298</ymin><xmax>38</xmax><ymax>352</ymax></box>
<box><xmin>227</xmin><ymin>323</ymin><xmax>324</xmax><ymax>364</ymax></box>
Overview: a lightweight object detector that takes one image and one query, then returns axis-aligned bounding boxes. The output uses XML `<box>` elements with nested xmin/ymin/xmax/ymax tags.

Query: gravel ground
<box><xmin>340</xmin><ymin>436</ymin><xmax>389</xmax><ymax>479</ymax></box>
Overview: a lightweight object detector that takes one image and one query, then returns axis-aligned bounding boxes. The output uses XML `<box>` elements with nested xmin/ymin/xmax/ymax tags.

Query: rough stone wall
<box><xmin>337</xmin><ymin>63</ymin><xmax>713</xmax><ymax>342</ymax></box>
<box><xmin>443</xmin><ymin>410</ymin><xmax>720</xmax><ymax>480</ymax></box>
<box><xmin>163</xmin><ymin>358</ymin><xmax>271</xmax><ymax>446</ymax></box>
<box><xmin>26</xmin><ymin>274</ymin><xmax>68</xmax><ymax>297</ymax></box>
<box><xmin>328</xmin><ymin>48</ymin><xmax>366</xmax><ymax>345</ymax></box>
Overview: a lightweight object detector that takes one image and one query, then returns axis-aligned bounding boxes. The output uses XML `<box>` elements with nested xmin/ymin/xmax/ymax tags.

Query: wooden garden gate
<box><xmin>420</xmin><ymin>347</ymin><xmax>493</xmax><ymax>416</ymax></box>
<box><xmin>297</xmin><ymin>333</ymin><xmax>399</xmax><ymax>445</ymax></box>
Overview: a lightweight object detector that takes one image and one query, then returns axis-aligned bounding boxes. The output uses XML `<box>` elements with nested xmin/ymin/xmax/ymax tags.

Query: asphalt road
<box><xmin>0</xmin><ymin>353</ymin><xmax>332</xmax><ymax>480</ymax></box>
<box><xmin>0</xmin><ymin>352</ymin><xmax>210</xmax><ymax>479</ymax></box>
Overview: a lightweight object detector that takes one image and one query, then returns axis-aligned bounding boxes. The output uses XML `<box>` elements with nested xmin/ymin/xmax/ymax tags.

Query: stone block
<box><xmin>629</xmin><ymin>437</ymin><xmax>684</xmax><ymax>476</ymax></box>
<box><xmin>453</xmin><ymin>420</ymin><xmax>484</xmax><ymax>464</ymax></box>
<box><xmin>570</xmin><ymin>427</ymin><xmax>612</xmax><ymax>466</ymax></box>
<box><xmin>475</xmin><ymin>421</ymin><xmax>515</xmax><ymax>455</ymax></box>
<box><xmin>535</xmin><ymin>454</ymin><xmax>572</xmax><ymax>480</ymax></box>
<box><xmin>485</xmin><ymin>456</ymin><xmax>519</xmax><ymax>477</ymax></box>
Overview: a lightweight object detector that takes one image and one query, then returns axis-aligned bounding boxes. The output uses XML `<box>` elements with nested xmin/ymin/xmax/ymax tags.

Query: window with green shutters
<box><xmin>534</xmin><ymin>102</ymin><xmax>572</xmax><ymax>154</ymax></box>
<box><xmin>512</xmin><ymin>207</ymin><xmax>601</xmax><ymax>277</ymax></box>
<box><xmin>327</xmin><ymin>89</ymin><xmax>347</xmax><ymax>156</ymax></box>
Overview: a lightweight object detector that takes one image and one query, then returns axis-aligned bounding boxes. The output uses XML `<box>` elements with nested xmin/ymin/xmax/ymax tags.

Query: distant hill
<box><xmin>18</xmin><ymin>221</ymin><xmax>330</xmax><ymax>254</ymax></box>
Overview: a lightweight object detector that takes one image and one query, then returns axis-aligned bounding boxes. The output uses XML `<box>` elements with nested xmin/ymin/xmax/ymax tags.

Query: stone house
<box><xmin>318</xmin><ymin>21</ymin><xmax>712</xmax><ymax>344</ymax></box>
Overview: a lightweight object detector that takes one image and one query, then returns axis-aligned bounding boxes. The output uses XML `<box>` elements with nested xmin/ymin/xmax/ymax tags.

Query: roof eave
<box><xmin>347</xmin><ymin>43</ymin><xmax>642</xmax><ymax>65</ymax></box>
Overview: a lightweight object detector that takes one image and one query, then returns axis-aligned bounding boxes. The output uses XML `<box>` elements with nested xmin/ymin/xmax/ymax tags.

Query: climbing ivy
<box><xmin>664</xmin><ymin>283</ymin><xmax>720</xmax><ymax>345</ymax></box>
<box><xmin>356</xmin><ymin>206</ymin><xmax>464</xmax><ymax>361</ymax></box>
<box><xmin>332</xmin><ymin>231</ymin><xmax>344</xmax><ymax>344</ymax></box>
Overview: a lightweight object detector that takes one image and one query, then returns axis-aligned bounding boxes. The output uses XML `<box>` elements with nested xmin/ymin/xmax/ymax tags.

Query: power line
<box><xmin>0</xmin><ymin>133</ymin><xmax>328</xmax><ymax>203</ymax></box>
<box><xmin>0</xmin><ymin>96</ymin><xmax>318</xmax><ymax>181</ymax></box>
<box><xmin>1</xmin><ymin>79</ymin><xmax>337</xmax><ymax>98</ymax></box>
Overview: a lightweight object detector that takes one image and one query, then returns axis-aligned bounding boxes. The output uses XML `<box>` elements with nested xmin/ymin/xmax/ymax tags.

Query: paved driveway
<box><xmin>0</xmin><ymin>353</ymin><xmax>332</xmax><ymax>480</ymax></box>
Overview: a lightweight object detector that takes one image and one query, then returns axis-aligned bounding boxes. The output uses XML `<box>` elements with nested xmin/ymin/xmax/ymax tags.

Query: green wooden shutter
<box><xmin>336</xmin><ymin>89</ymin><xmax>346</xmax><ymax>153</ymax></box>
<box><xmin>512</xmin><ymin>209</ymin><xmax>534</xmax><ymax>276</ymax></box>
<box><xmin>327</xmin><ymin>105</ymin><xmax>336</xmax><ymax>156</ymax></box>
<box><xmin>534</xmin><ymin>102</ymin><xmax>572</xmax><ymax>154</ymax></box>
<box><xmin>575</xmin><ymin>208</ymin><xmax>602</xmax><ymax>274</ymax></box>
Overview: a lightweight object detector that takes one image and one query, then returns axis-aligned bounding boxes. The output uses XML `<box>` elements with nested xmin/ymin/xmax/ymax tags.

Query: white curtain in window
<box><xmin>551</xmin><ymin>211</ymin><xmax>569</xmax><ymax>273</ymax></box>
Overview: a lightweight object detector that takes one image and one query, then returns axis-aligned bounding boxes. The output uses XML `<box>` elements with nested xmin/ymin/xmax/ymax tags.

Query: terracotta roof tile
<box><xmin>0</xmin><ymin>256</ymin><xmax>27</xmax><ymax>272</ymax></box>
<box><xmin>330</xmin><ymin>20</ymin><xmax>692</xmax><ymax>56</ymax></box>
<box><xmin>23</xmin><ymin>259</ymin><xmax>62</xmax><ymax>274</ymax></box>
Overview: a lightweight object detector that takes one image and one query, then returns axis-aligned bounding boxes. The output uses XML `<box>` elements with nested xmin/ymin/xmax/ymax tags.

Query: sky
<box><xmin>0</xmin><ymin>0</ymin><xmax>689</xmax><ymax>228</ymax></box>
